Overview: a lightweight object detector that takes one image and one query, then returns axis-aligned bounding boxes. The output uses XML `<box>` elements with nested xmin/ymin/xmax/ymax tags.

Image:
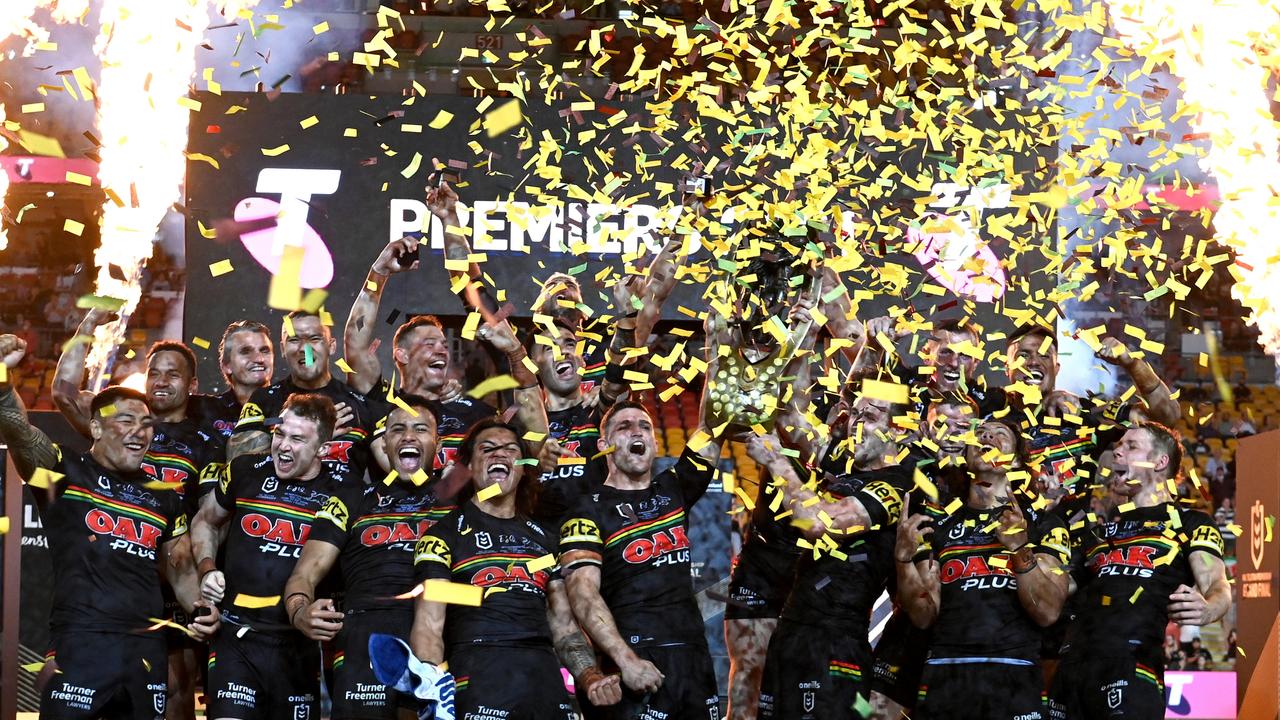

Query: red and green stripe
<box><xmin>605</xmin><ymin>509</ymin><xmax>685</xmax><ymax>548</ymax></box>
<box><xmin>236</xmin><ymin>497</ymin><xmax>318</xmax><ymax>522</ymax></box>
<box><xmin>63</xmin><ymin>486</ymin><xmax>167</xmax><ymax>527</ymax></box>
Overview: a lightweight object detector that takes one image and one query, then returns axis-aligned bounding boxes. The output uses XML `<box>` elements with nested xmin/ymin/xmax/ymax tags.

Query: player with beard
<box><xmin>344</xmin><ymin>235</ymin><xmax>546</xmax><ymax>473</ymax></box>
<box><xmin>895</xmin><ymin>419</ymin><xmax>1072</xmax><ymax>720</ymax></box>
<box><xmin>192</xmin><ymin>394</ymin><xmax>345</xmax><ymax>720</ymax></box>
<box><xmin>283</xmin><ymin>395</ymin><xmax>457</xmax><ymax>720</ymax></box>
<box><xmin>190</xmin><ymin>320</ymin><xmax>275</xmax><ymax>441</ymax></box>
<box><xmin>752</xmin><ymin>386</ymin><xmax>913</xmax><ymax>720</ymax></box>
<box><xmin>869</xmin><ymin>393</ymin><xmax>977</xmax><ymax>719</ymax></box>
<box><xmin>1048</xmin><ymin>423</ymin><xmax>1229</xmax><ymax>720</ymax></box>
<box><xmin>52</xmin><ymin>313</ymin><xmax>228</xmax><ymax>719</ymax></box>
<box><xmin>559</xmin><ymin>393</ymin><xmax>726</xmax><ymax>720</ymax></box>
<box><xmin>0</xmin><ymin>335</ymin><xmax>220</xmax><ymax>720</ymax></box>
<box><xmin>229</xmin><ymin>311</ymin><xmax>373</xmax><ymax>484</ymax></box>
<box><xmin>410</xmin><ymin>419</ymin><xmax>621</xmax><ymax>718</ymax></box>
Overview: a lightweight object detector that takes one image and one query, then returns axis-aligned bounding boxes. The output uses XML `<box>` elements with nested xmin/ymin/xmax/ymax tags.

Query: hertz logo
<box><xmin>560</xmin><ymin>518</ymin><xmax>600</xmax><ymax>545</ymax></box>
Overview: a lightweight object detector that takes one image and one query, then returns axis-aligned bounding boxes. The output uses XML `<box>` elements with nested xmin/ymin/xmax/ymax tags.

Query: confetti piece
<box><xmin>209</xmin><ymin>260</ymin><xmax>234</xmax><ymax>277</ymax></box>
<box><xmin>312</xmin><ymin>21</ymin><xmax>329</xmax><ymax>34</ymax></box>
<box><xmin>63</xmin><ymin>219</ymin><xmax>85</xmax><ymax>236</ymax></box>
<box><xmin>299</xmin><ymin>115</ymin><xmax>319</xmax><ymax>129</ymax></box>
<box><xmin>192</xmin><ymin>337</ymin><xmax>210</xmax><ymax>349</ymax></box>
<box><xmin>483</xmin><ymin>99</ymin><xmax>524</xmax><ymax>137</ymax></box>
<box><xmin>467</xmin><ymin>374</ymin><xmax>519</xmax><ymax>398</ymax></box>
<box><xmin>428</xmin><ymin>110</ymin><xmax>454</xmax><ymax>129</ymax></box>
<box><xmin>527</xmin><ymin>554</ymin><xmax>556</xmax><ymax>573</ymax></box>
<box><xmin>267</xmin><ymin>245</ymin><xmax>305</xmax><ymax>310</ymax></box>
<box><xmin>476</xmin><ymin>483</ymin><xmax>503</xmax><ymax>501</ymax></box>
<box><xmin>233</xmin><ymin>594</ymin><xmax>280</xmax><ymax>609</ymax></box>
<box><xmin>21</xmin><ymin>102</ymin><xmax>45</xmax><ymax>113</ymax></box>
<box><xmin>411</xmin><ymin>468</ymin><xmax>430</xmax><ymax>486</ymax></box>
<box><xmin>0</xmin><ymin>517</ymin><xmax>8</xmax><ymax>534</ymax></box>
<box><xmin>65</xmin><ymin>171</ymin><xmax>92</xmax><ymax>186</ymax></box>
<box><xmin>261</xmin><ymin>144</ymin><xmax>290</xmax><ymax>157</ymax></box>
<box><xmin>422</xmin><ymin>579</ymin><xmax>484</xmax><ymax>606</ymax></box>
<box><xmin>401</xmin><ymin>152</ymin><xmax>423</xmax><ymax>178</ymax></box>
<box><xmin>21</xmin><ymin>661</ymin><xmax>44</xmax><ymax>672</ymax></box>
<box><xmin>861</xmin><ymin>379</ymin><xmax>909</xmax><ymax>405</ymax></box>
<box><xmin>28</xmin><ymin>468</ymin><xmax>65</xmax><ymax>489</ymax></box>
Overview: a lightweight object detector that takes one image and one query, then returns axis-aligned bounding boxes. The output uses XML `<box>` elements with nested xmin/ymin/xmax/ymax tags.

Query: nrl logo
<box><xmin>1251</xmin><ymin>500</ymin><xmax>1266</xmax><ymax>571</ymax></box>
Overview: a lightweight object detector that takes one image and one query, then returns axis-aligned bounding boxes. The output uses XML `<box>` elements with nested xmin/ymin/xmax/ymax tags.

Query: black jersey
<box><xmin>535</xmin><ymin>402</ymin><xmax>604</xmax><ymax>525</ymax></box>
<box><xmin>39</xmin><ymin>447</ymin><xmax>188</xmax><ymax>635</ymax></box>
<box><xmin>917</xmin><ymin>494</ymin><xmax>1070</xmax><ymax>661</ymax></box>
<box><xmin>366</xmin><ymin>378</ymin><xmax>495</xmax><ymax>472</ymax></box>
<box><xmin>142</xmin><ymin>414</ymin><xmax>225</xmax><ymax>514</ymax></box>
<box><xmin>309</xmin><ymin>479</ymin><xmax>457</xmax><ymax>610</ymax></box>
<box><xmin>782</xmin><ymin>460</ymin><xmax>913</xmax><ymax>633</ymax></box>
<box><xmin>559</xmin><ymin>449</ymin><xmax>716</xmax><ymax>648</ymax></box>
<box><xmin>191</xmin><ymin>389</ymin><xmax>243</xmax><ymax>441</ymax></box>
<box><xmin>215</xmin><ymin>454</ymin><xmax>343</xmax><ymax>632</ymax></box>
<box><xmin>235</xmin><ymin>376</ymin><xmax>373</xmax><ymax>482</ymax></box>
<box><xmin>413</xmin><ymin>502</ymin><xmax>559</xmax><ymax>648</ymax></box>
<box><xmin>1064</xmin><ymin>503</ymin><xmax>1224</xmax><ymax>656</ymax></box>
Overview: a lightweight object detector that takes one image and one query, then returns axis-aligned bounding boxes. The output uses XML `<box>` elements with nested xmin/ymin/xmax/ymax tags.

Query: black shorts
<box><xmin>42</xmin><ymin>631</ymin><xmax>168</xmax><ymax>720</ymax></box>
<box><xmin>331</xmin><ymin>608</ymin><xmax>415</xmax><ymax>720</ymax></box>
<box><xmin>206</xmin><ymin>627</ymin><xmax>320</xmax><ymax>720</ymax></box>
<box><xmin>596</xmin><ymin>643</ymin><xmax>719</xmax><ymax>720</ymax></box>
<box><xmin>449</xmin><ymin>643</ymin><xmax>575</xmax><ymax>720</ymax></box>
<box><xmin>725</xmin><ymin>538</ymin><xmax>800</xmax><ymax>620</ymax></box>
<box><xmin>869</xmin><ymin>611</ymin><xmax>929</xmax><ymax>708</ymax></box>
<box><xmin>1048</xmin><ymin>651</ymin><xmax>1165</xmax><ymax>720</ymax></box>
<box><xmin>915</xmin><ymin>661</ymin><xmax>1046</xmax><ymax>720</ymax></box>
<box><xmin>758</xmin><ymin>619</ymin><xmax>872</xmax><ymax>720</ymax></box>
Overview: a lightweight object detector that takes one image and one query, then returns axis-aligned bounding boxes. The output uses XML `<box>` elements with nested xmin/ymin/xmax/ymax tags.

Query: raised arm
<box><xmin>0</xmin><ymin>336</ymin><xmax>59</xmax><ymax>479</ymax></box>
<box><xmin>345</xmin><ymin>236</ymin><xmax>422</xmax><ymax>394</ymax></box>
<box><xmin>893</xmin><ymin>497</ymin><xmax>940</xmax><ymax>629</ymax></box>
<box><xmin>849</xmin><ymin>315</ymin><xmax>907</xmax><ymax>383</ymax></box>
<box><xmin>773</xmin><ymin>296</ymin><xmax>831</xmax><ymax>466</ymax></box>
<box><xmin>426</xmin><ymin>180</ymin><xmax>480</xmax><ymax>287</ymax></box>
<box><xmin>190</xmin><ymin>491</ymin><xmax>233</xmax><ymax>603</ymax></box>
<box><xmin>477</xmin><ymin>320</ymin><xmax>548</xmax><ymax>456</ymax></box>
<box><xmin>1096</xmin><ymin>337</ymin><xmax>1181</xmax><ymax>426</ymax></box>
<box><xmin>744</xmin><ymin>433</ymin><xmax>873</xmax><ymax>540</ymax></box>
<box><xmin>813</xmin><ymin>264</ymin><xmax>864</xmax><ymax>364</ymax></box>
<box><xmin>547</xmin><ymin>579</ymin><xmax>621</xmax><ymax>708</ymax></box>
<box><xmin>565</xmin><ymin>566</ymin><xmax>664</xmax><ymax>695</ymax></box>
<box><xmin>51</xmin><ymin>308</ymin><xmax>112</xmax><ymax>438</ymax></box>
<box><xmin>225</xmin><ymin>429</ymin><xmax>271</xmax><ymax>465</ymax></box>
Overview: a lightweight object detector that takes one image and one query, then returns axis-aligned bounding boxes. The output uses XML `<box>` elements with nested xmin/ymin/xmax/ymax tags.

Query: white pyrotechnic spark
<box><xmin>1105</xmin><ymin>0</ymin><xmax>1280</xmax><ymax>353</ymax></box>
<box><xmin>85</xmin><ymin>0</ymin><xmax>257</xmax><ymax>386</ymax></box>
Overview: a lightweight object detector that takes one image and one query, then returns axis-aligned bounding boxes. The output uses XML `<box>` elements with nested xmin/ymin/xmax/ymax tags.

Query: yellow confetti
<box><xmin>209</xmin><ymin>260</ymin><xmax>234</xmax><ymax>277</ymax></box>
<box><xmin>299</xmin><ymin>115</ymin><xmax>319</xmax><ymax>129</ymax></box>
<box><xmin>467</xmin><ymin>374</ymin><xmax>519</xmax><ymax>398</ymax></box>
<box><xmin>422</xmin><ymin>579</ymin><xmax>483</xmax><ymax>606</ymax></box>
<box><xmin>63</xmin><ymin>219</ymin><xmax>85</xmax><ymax>236</ymax></box>
<box><xmin>192</xmin><ymin>337</ymin><xmax>210</xmax><ymax>350</ymax></box>
<box><xmin>476</xmin><ymin>483</ymin><xmax>503</xmax><ymax>501</ymax></box>
<box><xmin>861</xmin><ymin>379</ymin><xmax>909</xmax><ymax>405</ymax></box>
<box><xmin>233</xmin><ymin>594</ymin><xmax>280</xmax><ymax>609</ymax></box>
<box><xmin>28</xmin><ymin>468</ymin><xmax>66</xmax><ymax>489</ymax></box>
<box><xmin>428</xmin><ymin>110</ymin><xmax>454</xmax><ymax>129</ymax></box>
<box><xmin>527</xmin><ymin>554</ymin><xmax>556</xmax><ymax>572</ymax></box>
<box><xmin>482</xmin><ymin>99</ymin><xmax>524</xmax><ymax>137</ymax></box>
<box><xmin>261</xmin><ymin>144</ymin><xmax>291</xmax><ymax>157</ymax></box>
<box><xmin>312</xmin><ymin>21</ymin><xmax>329</xmax><ymax>34</ymax></box>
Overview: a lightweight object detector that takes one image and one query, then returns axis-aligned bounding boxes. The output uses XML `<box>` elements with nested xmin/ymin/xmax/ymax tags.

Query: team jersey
<box><xmin>559</xmin><ymin>448</ymin><xmax>716</xmax><ymax>648</ymax></box>
<box><xmin>37</xmin><ymin>447</ymin><xmax>187</xmax><ymax>635</ymax></box>
<box><xmin>781</xmin><ymin>460</ymin><xmax>913</xmax><ymax>632</ymax></box>
<box><xmin>215</xmin><ymin>454</ymin><xmax>343</xmax><ymax>633</ymax></box>
<box><xmin>143</xmin><ymin>414</ymin><xmax>225</xmax><ymax>514</ymax></box>
<box><xmin>578</xmin><ymin>333</ymin><xmax>606</xmax><ymax>395</ymax></box>
<box><xmin>917</xmin><ymin>494</ymin><xmax>1071</xmax><ymax>661</ymax></box>
<box><xmin>235</xmin><ymin>376</ymin><xmax>373</xmax><ymax>483</ymax></box>
<box><xmin>413</xmin><ymin>502</ymin><xmax>559</xmax><ymax>648</ymax></box>
<box><xmin>534</xmin><ymin>402</ymin><xmax>604</xmax><ymax>525</ymax></box>
<box><xmin>308</xmin><ymin>479</ymin><xmax>457</xmax><ymax>610</ymax></box>
<box><xmin>191</xmin><ymin>389</ymin><xmax>243</xmax><ymax>441</ymax></box>
<box><xmin>1064</xmin><ymin>503</ymin><xmax>1225</xmax><ymax>655</ymax></box>
<box><xmin>366</xmin><ymin>377</ymin><xmax>495</xmax><ymax>472</ymax></box>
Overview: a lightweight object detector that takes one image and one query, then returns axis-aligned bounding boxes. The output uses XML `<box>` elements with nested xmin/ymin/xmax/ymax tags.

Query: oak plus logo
<box><xmin>236</xmin><ymin>168</ymin><xmax>339</xmax><ymax>289</ymax></box>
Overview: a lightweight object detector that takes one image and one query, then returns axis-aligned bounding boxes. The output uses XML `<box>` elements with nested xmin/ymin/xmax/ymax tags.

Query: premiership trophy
<box><xmin>705</xmin><ymin>245</ymin><xmax>820</xmax><ymax>433</ymax></box>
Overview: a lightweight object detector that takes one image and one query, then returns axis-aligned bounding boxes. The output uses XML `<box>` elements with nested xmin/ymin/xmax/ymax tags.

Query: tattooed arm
<box><xmin>0</xmin><ymin>335</ymin><xmax>60</xmax><ymax>479</ymax></box>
